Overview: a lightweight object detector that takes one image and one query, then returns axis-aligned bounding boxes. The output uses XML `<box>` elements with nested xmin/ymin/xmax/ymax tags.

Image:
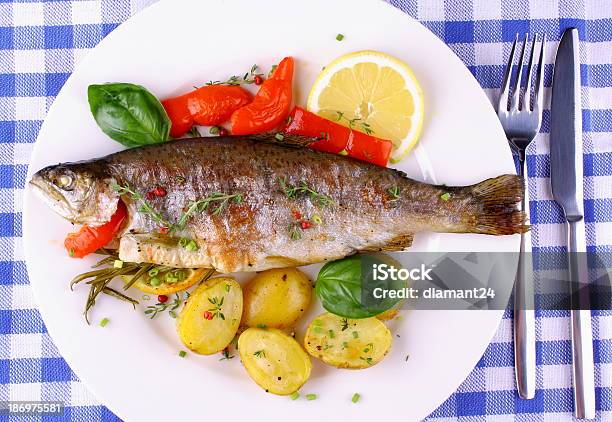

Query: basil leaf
<box><xmin>88</xmin><ymin>83</ymin><xmax>170</xmax><ymax>147</ymax></box>
<box><xmin>315</xmin><ymin>254</ymin><xmax>404</xmax><ymax>319</ymax></box>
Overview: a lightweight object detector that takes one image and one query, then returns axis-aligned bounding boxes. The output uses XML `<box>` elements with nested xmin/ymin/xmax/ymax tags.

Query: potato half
<box><xmin>241</xmin><ymin>268</ymin><xmax>312</xmax><ymax>329</ymax></box>
<box><xmin>238</xmin><ymin>328</ymin><xmax>311</xmax><ymax>395</ymax></box>
<box><xmin>304</xmin><ymin>312</ymin><xmax>392</xmax><ymax>369</ymax></box>
<box><xmin>177</xmin><ymin>277</ymin><xmax>242</xmax><ymax>355</ymax></box>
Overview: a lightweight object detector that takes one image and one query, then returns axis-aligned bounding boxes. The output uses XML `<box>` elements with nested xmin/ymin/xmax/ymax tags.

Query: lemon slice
<box><xmin>307</xmin><ymin>51</ymin><xmax>424</xmax><ymax>163</ymax></box>
<box><xmin>121</xmin><ymin>268</ymin><xmax>212</xmax><ymax>295</ymax></box>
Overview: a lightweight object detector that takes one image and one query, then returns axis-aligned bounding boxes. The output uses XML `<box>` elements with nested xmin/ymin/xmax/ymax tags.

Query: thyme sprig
<box><xmin>387</xmin><ymin>186</ymin><xmax>401</xmax><ymax>201</ymax></box>
<box><xmin>278</xmin><ymin>177</ymin><xmax>334</xmax><ymax>207</ymax></box>
<box><xmin>145</xmin><ymin>292</ymin><xmax>187</xmax><ymax>319</ymax></box>
<box><xmin>335</xmin><ymin>111</ymin><xmax>374</xmax><ymax>135</ymax></box>
<box><xmin>112</xmin><ymin>184</ymin><xmax>172</xmax><ymax>228</ymax></box>
<box><xmin>207</xmin><ymin>296</ymin><xmax>225</xmax><ymax>320</ymax></box>
<box><xmin>206</xmin><ymin>64</ymin><xmax>263</xmax><ymax>86</ymax></box>
<box><xmin>175</xmin><ymin>192</ymin><xmax>243</xmax><ymax>230</ymax></box>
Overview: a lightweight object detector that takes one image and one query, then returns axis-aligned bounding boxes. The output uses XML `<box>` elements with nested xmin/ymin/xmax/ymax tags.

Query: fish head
<box><xmin>29</xmin><ymin>162</ymin><xmax>120</xmax><ymax>225</ymax></box>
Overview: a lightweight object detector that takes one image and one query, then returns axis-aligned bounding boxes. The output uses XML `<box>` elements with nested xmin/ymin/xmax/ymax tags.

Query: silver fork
<box><xmin>497</xmin><ymin>33</ymin><xmax>546</xmax><ymax>400</ymax></box>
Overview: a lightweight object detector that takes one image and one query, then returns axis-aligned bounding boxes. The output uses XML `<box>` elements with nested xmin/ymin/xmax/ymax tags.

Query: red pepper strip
<box><xmin>64</xmin><ymin>201</ymin><xmax>127</xmax><ymax>258</ymax></box>
<box><xmin>162</xmin><ymin>85</ymin><xmax>252</xmax><ymax>138</ymax></box>
<box><xmin>230</xmin><ymin>57</ymin><xmax>294</xmax><ymax>135</ymax></box>
<box><xmin>282</xmin><ymin>107</ymin><xmax>393</xmax><ymax>167</ymax></box>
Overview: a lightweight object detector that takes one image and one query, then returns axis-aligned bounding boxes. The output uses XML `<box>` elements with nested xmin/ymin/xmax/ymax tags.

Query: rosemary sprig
<box><xmin>70</xmin><ymin>250</ymin><xmax>140</xmax><ymax>324</ymax></box>
<box><xmin>335</xmin><ymin>111</ymin><xmax>374</xmax><ymax>135</ymax></box>
<box><xmin>187</xmin><ymin>126</ymin><xmax>202</xmax><ymax>137</ymax></box>
<box><xmin>112</xmin><ymin>184</ymin><xmax>172</xmax><ymax>228</ymax></box>
<box><xmin>206</xmin><ymin>64</ymin><xmax>263</xmax><ymax>86</ymax></box>
<box><xmin>278</xmin><ymin>177</ymin><xmax>334</xmax><ymax>207</ymax></box>
<box><xmin>175</xmin><ymin>192</ymin><xmax>243</xmax><ymax>230</ymax></box>
<box><xmin>207</xmin><ymin>296</ymin><xmax>225</xmax><ymax>320</ymax></box>
<box><xmin>220</xmin><ymin>348</ymin><xmax>234</xmax><ymax>361</ymax></box>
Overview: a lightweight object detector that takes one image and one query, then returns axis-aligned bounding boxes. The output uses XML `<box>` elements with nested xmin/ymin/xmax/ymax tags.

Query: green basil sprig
<box><xmin>315</xmin><ymin>254</ymin><xmax>405</xmax><ymax>319</ymax></box>
<box><xmin>88</xmin><ymin>83</ymin><xmax>170</xmax><ymax>147</ymax></box>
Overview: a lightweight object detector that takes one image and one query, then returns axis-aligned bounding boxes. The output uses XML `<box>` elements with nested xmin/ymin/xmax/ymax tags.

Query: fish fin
<box><xmin>359</xmin><ymin>234</ymin><xmax>414</xmax><ymax>252</ymax></box>
<box><xmin>247</xmin><ymin>132</ymin><xmax>318</xmax><ymax>148</ymax></box>
<box><xmin>462</xmin><ymin>174</ymin><xmax>528</xmax><ymax>235</ymax></box>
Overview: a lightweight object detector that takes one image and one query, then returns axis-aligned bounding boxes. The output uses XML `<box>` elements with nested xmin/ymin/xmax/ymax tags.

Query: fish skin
<box><xmin>30</xmin><ymin>135</ymin><xmax>526</xmax><ymax>273</ymax></box>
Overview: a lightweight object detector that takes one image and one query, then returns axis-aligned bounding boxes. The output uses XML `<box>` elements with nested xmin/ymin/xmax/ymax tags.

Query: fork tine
<box><xmin>533</xmin><ymin>33</ymin><xmax>546</xmax><ymax>112</ymax></box>
<box><xmin>511</xmin><ymin>33</ymin><xmax>529</xmax><ymax>111</ymax></box>
<box><xmin>524</xmin><ymin>34</ymin><xmax>538</xmax><ymax>111</ymax></box>
<box><xmin>498</xmin><ymin>33</ymin><xmax>518</xmax><ymax>112</ymax></box>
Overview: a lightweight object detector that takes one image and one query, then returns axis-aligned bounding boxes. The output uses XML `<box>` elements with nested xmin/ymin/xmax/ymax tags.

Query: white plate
<box><xmin>22</xmin><ymin>0</ymin><xmax>518</xmax><ymax>420</ymax></box>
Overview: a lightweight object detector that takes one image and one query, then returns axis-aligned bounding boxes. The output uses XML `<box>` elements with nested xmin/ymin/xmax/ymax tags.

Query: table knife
<box><xmin>550</xmin><ymin>27</ymin><xmax>596</xmax><ymax>420</ymax></box>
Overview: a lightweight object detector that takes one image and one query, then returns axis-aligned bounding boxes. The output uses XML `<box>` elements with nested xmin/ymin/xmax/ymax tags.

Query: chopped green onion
<box><xmin>68</xmin><ymin>249</ymin><xmax>75</xmax><ymax>257</ymax></box>
<box><xmin>165</xmin><ymin>273</ymin><xmax>178</xmax><ymax>283</ymax></box>
<box><xmin>290</xmin><ymin>392</ymin><xmax>300</xmax><ymax>400</ymax></box>
<box><xmin>99</xmin><ymin>318</ymin><xmax>109</xmax><ymax>327</ymax></box>
<box><xmin>150</xmin><ymin>277</ymin><xmax>161</xmax><ymax>287</ymax></box>
<box><xmin>185</xmin><ymin>240</ymin><xmax>198</xmax><ymax>251</ymax></box>
<box><xmin>148</xmin><ymin>268</ymin><xmax>159</xmax><ymax>277</ymax></box>
<box><xmin>336</xmin><ymin>33</ymin><xmax>344</xmax><ymax>41</ymax></box>
<box><xmin>312</xmin><ymin>319</ymin><xmax>323</xmax><ymax>326</ymax></box>
<box><xmin>312</xmin><ymin>214</ymin><xmax>322</xmax><ymax>225</ymax></box>
<box><xmin>328</xmin><ymin>329</ymin><xmax>335</xmax><ymax>339</ymax></box>
<box><xmin>305</xmin><ymin>393</ymin><xmax>317</xmax><ymax>401</ymax></box>
<box><xmin>338</xmin><ymin>149</ymin><xmax>348</xmax><ymax>156</ymax></box>
<box><xmin>256</xmin><ymin>324</ymin><xmax>268</xmax><ymax>329</ymax></box>
<box><xmin>113</xmin><ymin>260</ymin><xmax>123</xmax><ymax>268</ymax></box>
<box><xmin>179</xmin><ymin>350</ymin><xmax>187</xmax><ymax>358</ymax></box>
<box><xmin>352</xmin><ymin>331</ymin><xmax>359</xmax><ymax>339</ymax></box>
<box><xmin>351</xmin><ymin>393</ymin><xmax>360</xmax><ymax>403</ymax></box>
<box><xmin>178</xmin><ymin>238</ymin><xmax>189</xmax><ymax>247</ymax></box>
<box><xmin>440</xmin><ymin>192</ymin><xmax>451</xmax><ymax>201</ymax></box>
<box><xmin>342</xmin><ymin>341</ymin><xmax>349</xmax><ymax>349</ymax></box>
<box><xmin>275</xmin><ymin>133</ymin><xmax>285</xmax><ymax>141</ymax></box>
<box><xmin>141</xmin><ymin>295</ymin><xmax>151</xmax><ymax>301</ymax></box>
<box><xmin>209</xmin><ymin>126</ymin><xmax>220</xmax><ymax>135</ymax></box>
<box><xmin>313</xmin><ymin>326</ymin><xmax>324</xmax><ymax>334</ymax></box>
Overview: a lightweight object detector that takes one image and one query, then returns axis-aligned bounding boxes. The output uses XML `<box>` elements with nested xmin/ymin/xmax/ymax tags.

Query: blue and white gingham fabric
<box><xmin>0</xmin><ymin>0</ymin><xmax>610</xmax><ymax>420</ymax></box>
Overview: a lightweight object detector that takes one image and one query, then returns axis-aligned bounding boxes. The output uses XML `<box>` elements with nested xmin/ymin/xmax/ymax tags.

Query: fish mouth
<box><xmin>29</xmin><ymin>175</ymin><xmax>76</xmax><ymax>220</ymax></box>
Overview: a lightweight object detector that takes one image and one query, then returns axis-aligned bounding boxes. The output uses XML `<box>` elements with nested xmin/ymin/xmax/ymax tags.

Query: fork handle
<box><xmin>513</xmin><ymin>156</ymin><xmax>536</xmax><ymax>399</ymax></box>
<box><xmin>567</xmin><ymin>219</ymin><xmax>596</xmax><ymax>419</ymax></box>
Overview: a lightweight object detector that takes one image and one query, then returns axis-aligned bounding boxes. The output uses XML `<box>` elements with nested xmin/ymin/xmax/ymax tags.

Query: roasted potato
<box><xmin>122</xmin><ymin>268</ymin><xmax>213</xmax><ymax>295</ymax></box>
<box><xmin>304</xmin><ymin>312</ymin><xmax>392</xmax><ymax>369</ymax></box>
<box><xmin>241</xmin><ymin>268</ymin><xmax>312</xmax><ymax>328</ymax></box>
<box><xmin>238</xmin><ymin>328</ymin><xmax>311</xmax><ymax>395</ymax></box>
<box><xmin>177</xmin><ymin>277</ymin><xmax>242</xmax><ymax>355</ymax></box>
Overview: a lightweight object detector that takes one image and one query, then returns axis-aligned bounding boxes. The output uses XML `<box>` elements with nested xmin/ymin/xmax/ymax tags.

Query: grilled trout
<box><xmin>30</xmin><ymin>134</ymin><xmax>526</xmax><ymax>273</ymax></box>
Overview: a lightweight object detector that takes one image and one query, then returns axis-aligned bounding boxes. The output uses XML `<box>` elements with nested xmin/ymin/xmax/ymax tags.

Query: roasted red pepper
<box><xmin>162</xmin><ymin>85</ymin><xmax>252</xmax><ymax>138</ymax></box>
<box><xmin>64</xmin><ymin>201</ymin><xmax>127</xmax><ymax>258</ymax></box>
<box><xmin>230</xmin><ymin>57</ymin><xmax>294</xmax><ymax>135</ymax></box>
<box><xmin>282</xmin><ymin>107</ymin><xmax>393</xmax><ymax>167</ymax></box>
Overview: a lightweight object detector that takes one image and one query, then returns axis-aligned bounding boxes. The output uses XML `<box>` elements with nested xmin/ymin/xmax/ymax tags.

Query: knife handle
<box><xmin>513</xmin><ymin>159</ymin><xmax>536</xmax><ymax>399</ymax></box>
<box><xmin>567</xmin><ymin>219</ymin><xmax>596</xmax><ymax>419</ymax></box>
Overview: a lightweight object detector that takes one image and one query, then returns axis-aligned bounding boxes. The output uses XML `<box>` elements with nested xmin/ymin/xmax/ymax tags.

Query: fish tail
<box><xmin>460</xmin><ymin>174</ymin><xmax>528</xmax><ymax>235</ymax></box>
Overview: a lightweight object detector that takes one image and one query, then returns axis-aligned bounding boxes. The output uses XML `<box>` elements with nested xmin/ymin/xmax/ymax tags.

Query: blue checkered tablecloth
<box><xmin>0</xmin><ymin>0</ymin><xmax>611</xmax><ymax>420</ymax></box>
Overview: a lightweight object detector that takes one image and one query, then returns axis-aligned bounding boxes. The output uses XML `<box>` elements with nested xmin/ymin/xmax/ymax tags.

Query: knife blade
<box><xmin>550</xmin><ymin>27</ymin><xmax>596</xmax><ymax>420</ymax></box>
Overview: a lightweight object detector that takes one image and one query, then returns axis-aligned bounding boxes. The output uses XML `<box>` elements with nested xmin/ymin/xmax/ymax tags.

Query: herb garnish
<box><xmin>220</xmin><ymin>348</ymin><xmax>234</xmax><ymax>361</ymax></box>
<box><xmin>253</xmin><ymin>350</ymin><xmax>266</xmax><ymax>358</ymax></box>
<box><xmin>145</xmin><ymin>292</ymin><xmax>188</xmax><ymax>319</ymax></box>
<box><xmin>99</xmin><ymin>317</ymin><xmax>110</xmax><ymax>327</ymax></box>
<box><xmin>207</xmin><ymin>296</ymin><xmax>225</xmax><ymax>320</ymax></box>
<box><xmin>187</xmin><ymin>126</ymin><xmax>201</xmax><ymax>137</ymax></box>
<box><xmin>440</xmin><ymin>192</ymin><xmax>451</xmax><ymax>201</ymax></box>
<box><xmin>336</xmin><ymin>33</ymin><xmax>345</xmax><ymax>41</ymax></box>
<box><xmin>288</xmin><ymin>223</ymin><xmax>302</xmax><ymax>241</ymax></box>
<box><xmin>176</xmin><ymin>192</ymin><xmax>243</xmax><ymax>229</ymax></box>
<box><xmin>335</xmin><ymin>111</ymin><xmax>374</xmax><ymax>135</ymax></box>
<box><xmin>387</xmin><ymin>186</ymin><xmax>401</xmax><ymax>201</ymax></box>
<box><xmin>340</xmin><ymin>318</ymin><xmax>349</xmax><ymax>331</ymax></box>
<box><xmin>305</xmin><ymin>394</ymin><xmax>317</xmax><ymax>401</ymax></box>
<box><xmin>179</xmin><ymin>350</ymin><xmax>187</xmax><ymax>358</ymax></box>
<box><xmin>206</xmin><ymin>64</ymin><xmax>263</xmax><ymax>86</ymax></box>
<box><xmin>278</xmin><ymin>177</ymin><xmax>334</xmax><ymax>207</ymax></box>
<box><xmin>290</xmin><ymin>392</ymin><xmax>300</xmax><ymax>400</ymax></box>
<box><xmin>112</xmin><ymin>184</ymin><xmax>172</xmax><ymax>228</ymax></box>
<box><xmin>360</xmin><ymin>356</ymin><xmax>373</xmax><ymax>365</ymax></box>
<box><xmin>351</xmin><ymin>393</ymin><xmax>360</xmax><ymax>403</ymax></box>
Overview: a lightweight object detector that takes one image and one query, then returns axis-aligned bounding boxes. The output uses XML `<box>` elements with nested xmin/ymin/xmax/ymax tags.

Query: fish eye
<box><xmin>55</xmin><ymin>174</ymin><xmax>75</xmax><ymax>191</ymax></box>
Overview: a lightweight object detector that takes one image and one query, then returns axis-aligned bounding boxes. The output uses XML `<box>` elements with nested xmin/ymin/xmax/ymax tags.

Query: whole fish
<box><xmin>30</xmin><ymin>134</ymin><xmax>527</xmax><ymax>273</ymax></box>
